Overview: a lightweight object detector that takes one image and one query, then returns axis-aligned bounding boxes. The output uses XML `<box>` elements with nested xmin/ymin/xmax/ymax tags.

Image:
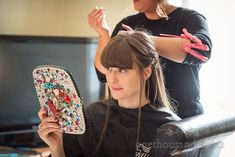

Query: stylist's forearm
<box><xmin>94</xmin><ymin>34</ymin><xmax>111</xmax><ymax>74</ymax></box>
<box><xmin>151</xmin><ymin>36</ymin><xmax>189</xmax><ymax>63</ymax></box>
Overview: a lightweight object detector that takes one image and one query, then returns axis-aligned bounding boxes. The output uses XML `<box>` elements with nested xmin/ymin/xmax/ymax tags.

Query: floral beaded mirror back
<box><xmin>32</xmin><ymin>65</ymin><xmax>86</xmax><ymax>134</ymax></box>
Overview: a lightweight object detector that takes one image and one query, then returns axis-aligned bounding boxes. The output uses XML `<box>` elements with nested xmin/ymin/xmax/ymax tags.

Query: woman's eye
<box><xmin>106</xmin><ymin>67</ymin><xmax>112</xmax><ymax>71</ymax></box>
<box><xmin>119</xmin><ymin>69</ymin><xmax>126</xmax><ymax>73</ymax></box>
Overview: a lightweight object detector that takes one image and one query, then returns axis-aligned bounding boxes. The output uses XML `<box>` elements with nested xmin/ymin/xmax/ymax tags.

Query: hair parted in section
<box><xmin>101</xmin><ymin>31</ymin><xmax>157</xmax><ymax>70</ymax></box>
<box><xmin>101</xmin><ymin>30</ymin><xmax>173</xmax><ymax>110</ymax></box>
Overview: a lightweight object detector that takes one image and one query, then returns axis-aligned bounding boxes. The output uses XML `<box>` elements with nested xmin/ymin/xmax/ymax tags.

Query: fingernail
<box><xmin>54</xmin><ymin>117</ymin><xmax>58</xmax><ymax>121</ymax></box>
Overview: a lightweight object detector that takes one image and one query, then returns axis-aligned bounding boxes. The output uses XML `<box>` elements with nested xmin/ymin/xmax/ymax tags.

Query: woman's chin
<box><xmin>110</xmin><ymin>93</ymin><xmax>123</xmax><ymax>100</ymax></box>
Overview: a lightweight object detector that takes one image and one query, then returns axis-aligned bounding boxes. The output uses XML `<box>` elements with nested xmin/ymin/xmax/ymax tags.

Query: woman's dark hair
<box><xmin>93</xmin><ymin>30</ymin><xmax>173</xmax><ymax>157</ymax></box>
<box><xmin>101</xmin><ymin>30</ymin><xmax>171</xmax><ymax>108</ymax></box>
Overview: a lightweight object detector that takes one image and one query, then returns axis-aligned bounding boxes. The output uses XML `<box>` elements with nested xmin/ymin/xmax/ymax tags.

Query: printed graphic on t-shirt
<box><xmin>136</xmin><ymin>143</ymin><xmax>151</xmax><ymax>157</ymax></box>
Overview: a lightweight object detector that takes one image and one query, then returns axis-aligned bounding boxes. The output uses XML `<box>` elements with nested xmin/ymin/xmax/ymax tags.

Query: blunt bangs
<box><xmin>101</xmin><ymin>38</ymin><xmax>134</xmax><ymax>69</ymax></box>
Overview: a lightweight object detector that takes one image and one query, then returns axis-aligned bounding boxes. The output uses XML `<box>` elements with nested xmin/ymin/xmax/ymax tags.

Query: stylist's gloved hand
<box><xmin>121</xmin><ymin>23</ymin><xmax>133</xmax><ymax>32</ymax></box>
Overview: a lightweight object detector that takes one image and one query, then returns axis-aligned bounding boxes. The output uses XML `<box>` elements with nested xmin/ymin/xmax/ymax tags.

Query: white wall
<box><xmin>0</xmin><ymin>0</ymin><xmax>135</xmax><ymax>37</ymax></box>
<box><xmin>187</xmin><ymin>0</ymin><xmax>235</xmax><ymax>114</ymax></box>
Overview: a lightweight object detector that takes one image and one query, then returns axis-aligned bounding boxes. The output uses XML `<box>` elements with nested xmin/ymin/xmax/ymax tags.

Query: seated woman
<box><xmin>37</xmin><ymin>30</ymin><xmax>181</xmax><ymax>157</ymax></box>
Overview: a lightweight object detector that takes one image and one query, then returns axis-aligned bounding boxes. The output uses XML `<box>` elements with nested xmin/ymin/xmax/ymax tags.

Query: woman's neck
<box><xmin>118</xmin><ymin>97</ymin><xmax>149</xmax><ymax>109</ymax></box>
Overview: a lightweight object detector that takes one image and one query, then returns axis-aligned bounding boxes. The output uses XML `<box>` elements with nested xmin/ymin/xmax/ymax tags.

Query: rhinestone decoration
<box><xmin>33</xmin><ymin>65</ymin><xmax>85</xmax><ymax>134</ymax></box>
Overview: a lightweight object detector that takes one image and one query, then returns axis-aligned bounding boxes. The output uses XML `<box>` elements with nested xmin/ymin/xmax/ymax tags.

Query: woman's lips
<box><xmin>111</xmin><ymin>87</ymin><xmax>123</xmax><ymax>91</ymax></box>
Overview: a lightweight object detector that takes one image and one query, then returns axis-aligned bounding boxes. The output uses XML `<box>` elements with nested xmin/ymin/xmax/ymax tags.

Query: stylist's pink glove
<box><xmin>160</xmin><ymin>28</ymin><xmax>209</xmax><ymax>62</ymax></box>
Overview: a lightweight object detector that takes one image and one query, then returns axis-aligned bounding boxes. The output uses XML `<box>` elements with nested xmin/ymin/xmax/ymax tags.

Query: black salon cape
<box><xmin>63</xmin><ymin>99</ymin><xmax>181</xmax><ymax>157</ymax></box>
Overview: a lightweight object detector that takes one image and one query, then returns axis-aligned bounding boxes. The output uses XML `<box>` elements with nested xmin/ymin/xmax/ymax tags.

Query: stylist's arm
<box><xmin>88</xmin><ymin>7</ymin><xmax>111</xmax><ymax>75</ymax></box>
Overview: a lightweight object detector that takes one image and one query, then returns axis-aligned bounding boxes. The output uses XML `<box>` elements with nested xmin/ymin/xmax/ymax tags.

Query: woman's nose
<box><xmin>109</xmin><ymin>71</ymin><xmax>118</xmax><ymax>83</ymax></box>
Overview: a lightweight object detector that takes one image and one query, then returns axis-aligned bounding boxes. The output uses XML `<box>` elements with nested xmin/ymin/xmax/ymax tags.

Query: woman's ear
<box><xmin>143</xmin><ymin>66</ymin><xmax>152</xmax><ymax>80</ymax></box>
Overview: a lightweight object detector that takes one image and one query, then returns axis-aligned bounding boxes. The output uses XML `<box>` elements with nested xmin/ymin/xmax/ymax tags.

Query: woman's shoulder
<box><xmin>84</xmin><ymin>99</ymin><xmax>114</xmax><ymax>117</ymax></box>
<box><xmin>85</xmin><ymin>99</ymin><xmax>109</xmax><ymax>111</ymax></box>
<box><xmin>149</xmin><ymin>105</ymin><xmax>181</xmax><ymax>122</ymax></box>
<box><xmin>174</xmin><ymin>7</ymin><xmax>200</xmax><ymax>14</ymax></box>
<box><xmin>172</xmin><ymin>7</ymin><xmax>206</xmax><ymax>19</ymax></box>
<box><xmin>158</xmin><ymin>107</ymin><xmax>181</xmax><ymax>120</ymax></box>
